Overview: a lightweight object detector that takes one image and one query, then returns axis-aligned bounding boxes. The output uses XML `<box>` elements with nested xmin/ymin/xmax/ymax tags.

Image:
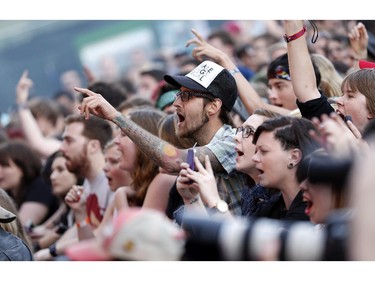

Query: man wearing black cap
<box><xmin>75</xmin><ymin>60</ymin><xmax>247</xmax><ymax>216</ymax></box>
<box><xmin>1</xmin><ymin>206</ymin><xmax>34</xmax><ymax>260</ymax></box>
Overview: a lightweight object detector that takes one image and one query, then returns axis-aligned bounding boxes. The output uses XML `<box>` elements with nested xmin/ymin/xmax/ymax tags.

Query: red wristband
<box><xmin>284</xmin><ymin>26</ymin><xmax>307</xmax><ymax>43</ymax></box>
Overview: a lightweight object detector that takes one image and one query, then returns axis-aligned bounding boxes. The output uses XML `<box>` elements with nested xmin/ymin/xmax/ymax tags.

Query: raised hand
<box><xmin>176</xmin><ymin>162</ymin><xmax>200</xmax><ymax>203</ymax></box>
<box><xmin>186</xmin><ymin>29</ymin><xmax>228</xmax><ymax>64</ymax></box>
<box><xmin>348</xmin><ymin>22</ymin><xmax>369</xmax><ymax>62</ymax></box>
<box><xmin>74</xmin><ymin>87</ymin><xmax>119</xmax><ymax>121</ymax></box>
<box><xmin>16</xmin><ymin>70</ymin><xmax>33</xmax><ymax>105</ymax></box>
<box><xmin>185</xmin><ymin>155</ymin><xmax>221</xmax><ymax>207</ymax></box>
<box><xmin>310</xmin><ymin>113</ymin><xmax>363</xmax><ymax>158</ymax></box>
<box><xmin>64</xmin><ymin>185</ymin><xmax>86</xmax><ymax>212</ymax></box>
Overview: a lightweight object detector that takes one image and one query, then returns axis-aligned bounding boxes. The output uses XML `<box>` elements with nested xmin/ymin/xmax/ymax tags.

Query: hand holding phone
<box><xmin>186</xmin><ymin>143</ymin><xmax>197</xmax><ymax>184</ymax></box>
<box><xmin>187</xmin><ymin>142</ymin><xmax>197</xmax><ymax>169</ymax></box>
<box><xmin>187</xmin><ymin>148</ymin><xmax>195</xmax><ymax>170</ymax></box>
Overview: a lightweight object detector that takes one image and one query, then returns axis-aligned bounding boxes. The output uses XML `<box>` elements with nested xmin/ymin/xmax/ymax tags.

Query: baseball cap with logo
<box><xmin>0</xmin><ymin>206</ymin><xmax>16</xmax><ymax>223</ymax></box>
<box><xmin>65</xmin><ymin>208</ymin><xmax>186</xmax><ymax>261</ymax></box>
<box><xmin>164</xmin><ymin>60</ymin><xmax>238</xmax><ymax>111</ymax></box>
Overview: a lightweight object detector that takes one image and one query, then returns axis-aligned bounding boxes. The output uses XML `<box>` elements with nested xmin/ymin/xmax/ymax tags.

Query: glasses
<box><xmin>236</xmin><ymin>126</ymin><xmax>256</xmax><ymax>138</ymax></box>
<box><xmin>175</xmin><ymin>90</ymin><xmax>214</xmax><ymax>102</ymax></box>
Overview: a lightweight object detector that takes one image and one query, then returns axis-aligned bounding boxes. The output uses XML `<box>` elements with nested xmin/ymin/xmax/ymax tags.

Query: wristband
<box><xmin>229</xmin><ymin>68</ymin><xmax>241</xmax><ymax>76</ymax></box>
<box><xmin>284</xmin><ymin>26</ymin><xmax>307</xmax><ymax>43</ymax></box>
<box><xmin>16</xmin><ymin>103</ymin><xmax>29</xmax><ymax>110</ymax></box>
<box><xmin>76</xmin><ymin>216</ymin><xmax>90</xmax><ymax>228</ymax></box>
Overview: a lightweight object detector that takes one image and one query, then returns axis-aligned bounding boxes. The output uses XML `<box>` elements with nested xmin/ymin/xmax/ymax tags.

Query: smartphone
<box><xmin>186</xmin><ymin>143</ymin><xmax>197</xmax><ymax>184</ymax></box>
<box><xmin>187</xmin><ymin>148</ymin><xmax>195</xmax><ymax>170</ymax></box>
<box><xmin>187</xmin><ymin>142</ymin><xmax>197</xmax><ymax>170</ymax></box>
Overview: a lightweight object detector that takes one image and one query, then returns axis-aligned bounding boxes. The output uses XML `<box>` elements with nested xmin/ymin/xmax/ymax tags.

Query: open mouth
<box><xmin>271</xmin><ymin>101</ymin><xmax>283</xmax><ymax>107</ymax></box>
<box><xmin>176</xmin><ymin>113</ymin><xmax>185</xmax><ymax>125</ymax></box>
<box><xmin>255</xmin><ymin>168</ymin><xmax>265</xmax><ymax>183</ymax></box>
<box><xmin>302</xmin><ymin>194</ymin><xmax>313</xmax><ymax>216</ymax></box>
<box><xmin>305</xmin><ymin>201</ymin><xmax>313</xmax><ymax>216</ymax></box>
<box><xmin>336</xmin><ymin>110</ymin><xmax>346</xmax><ymax>121</ymax></box>
<box><xmin>236</xmin><ymin>149</ymin><xmax>244</xmax><ymax>157</ymax></box>
<box><xmin>256</xmin><ymin>168</ymin><xmax>264</xmax><ymax>176</ymax></box>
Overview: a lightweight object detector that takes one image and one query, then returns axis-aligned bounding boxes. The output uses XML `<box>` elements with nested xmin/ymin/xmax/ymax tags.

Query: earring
<box><xmin>287</xmin><ymin>163</ymin><xmax>294</xmax><ymax>169</ymax></box>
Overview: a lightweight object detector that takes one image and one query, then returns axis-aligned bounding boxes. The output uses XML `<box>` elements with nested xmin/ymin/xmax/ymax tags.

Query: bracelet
<box><xmin>49</xmin><ymin>243</ymin><xmax>58</xmax><ymax>257</ymax></box>
<box><xmin>17</xmin><ymin>103</ymin><xmax>29</xmax><ymax>110</ymax></box>
<box><xmin>189</xmin><ymin>197</ymin><xmax>199</xmax><ymax>205</ymax></box>
<box><xmin>76</xmin><ymin>216</ymin><xmax>90</xmax><ymax>228</ymax></box>
<box><xmin>229</xmin><ymin>67</ymin><xmax>240</xmax><ymax>76</ymax></box>
<box><xmin>284</xmin><ymin>26</ymin><xmax>307</xmax><ymax>43</ymax></box>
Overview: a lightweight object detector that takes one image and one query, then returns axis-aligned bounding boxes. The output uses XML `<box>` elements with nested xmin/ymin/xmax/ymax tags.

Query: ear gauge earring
<box><xmin>287</xmin><ymin>163</ymin><xmax>294</xmax><ymax>169</ymax></box>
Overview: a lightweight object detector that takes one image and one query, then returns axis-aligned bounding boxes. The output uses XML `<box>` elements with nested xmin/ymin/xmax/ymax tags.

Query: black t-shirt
<box><xmin>255</xmin><ymin>190</ymin><xmax>309</xmax><ymax>221</ymax></box>
<box><xmin>165</xmin><ymin>180</ymin><xmax>183</xmax><ymax>220</ymax></box>
<box><xmin>23</xmin><ymin>176</ymin><xmax>60</xmax><ymax>224</ymax></box>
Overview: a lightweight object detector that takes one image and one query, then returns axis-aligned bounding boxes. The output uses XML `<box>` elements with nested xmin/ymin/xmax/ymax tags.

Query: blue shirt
<box><xmin>0</xmin><ymin>227</ymin><xmax>33</xmax><ymax>261</ymax></box>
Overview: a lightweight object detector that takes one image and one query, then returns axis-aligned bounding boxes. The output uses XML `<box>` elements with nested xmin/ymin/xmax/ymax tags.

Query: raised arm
<box><xmin>348</xmin><ymin>22</ymin><xmax>369</xmax><ymax>69</ymax></box>
<box><xmin>16</xmin><ymin>70</ymin><xmax>61</xmax><ymax>158</ymax></box>
<box><xmin>186</xmin><ymin>29</ymin><xmax>290</xmax><ymax>116</ymax></box>
<box><xmin>284</xmin><ymin>20</ymin><xmax>321</xmax><ymax>102</ymax></box>
<box><xmin>75</xmin><ymin>87</ymin><xmax>224</xmax><ymax>174</ymax></box>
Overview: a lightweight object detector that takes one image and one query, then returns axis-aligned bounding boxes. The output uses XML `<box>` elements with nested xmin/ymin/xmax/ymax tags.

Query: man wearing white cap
<box><xmin>75</xmin><ymin>60</ymin><xmax>247</xmax><ymax>216</ymax></box>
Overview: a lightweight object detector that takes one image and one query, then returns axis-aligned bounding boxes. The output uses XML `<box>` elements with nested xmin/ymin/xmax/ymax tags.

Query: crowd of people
<box><xmin>1</xmin><ymin>19</ymin><xmax>375</xmax><ymax>263</ymax></box>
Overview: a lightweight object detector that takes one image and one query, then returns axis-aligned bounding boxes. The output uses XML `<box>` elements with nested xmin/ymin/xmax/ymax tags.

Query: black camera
<box><xmin>181</xmin><ymin>209</ymin><xmax>351</xmax><ymax>261</ymax></box>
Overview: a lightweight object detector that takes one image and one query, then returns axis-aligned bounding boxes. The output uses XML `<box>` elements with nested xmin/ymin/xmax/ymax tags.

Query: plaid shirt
<box><xmin>206</xmin><ymin>124</ymin><xmax>246</xmax><ymax>216</ymax></box>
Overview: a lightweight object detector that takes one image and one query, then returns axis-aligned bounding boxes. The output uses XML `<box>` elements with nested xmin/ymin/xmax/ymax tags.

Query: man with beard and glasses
<box><xmin>34</xmin><ymin>114</ymin><xmax>113</xmax><ymax>260</ymax></box>
<box><xmin>75</xmin><ymin>60</ymin><xmax>248</xmax><ymax>217</ymax></box>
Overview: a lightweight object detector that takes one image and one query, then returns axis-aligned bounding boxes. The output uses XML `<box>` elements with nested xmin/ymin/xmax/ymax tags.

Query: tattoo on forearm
<box><xmin>113</xmin><ymin>113</ymin><xmax>183</xmax><ymax>173</ymax></box>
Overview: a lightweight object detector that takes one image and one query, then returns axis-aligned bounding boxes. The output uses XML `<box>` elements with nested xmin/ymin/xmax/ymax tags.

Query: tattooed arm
<box><xmin>75</xmin><ymin>87</ymin><xmax>225</xmax><ymax>174</ymax></box>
